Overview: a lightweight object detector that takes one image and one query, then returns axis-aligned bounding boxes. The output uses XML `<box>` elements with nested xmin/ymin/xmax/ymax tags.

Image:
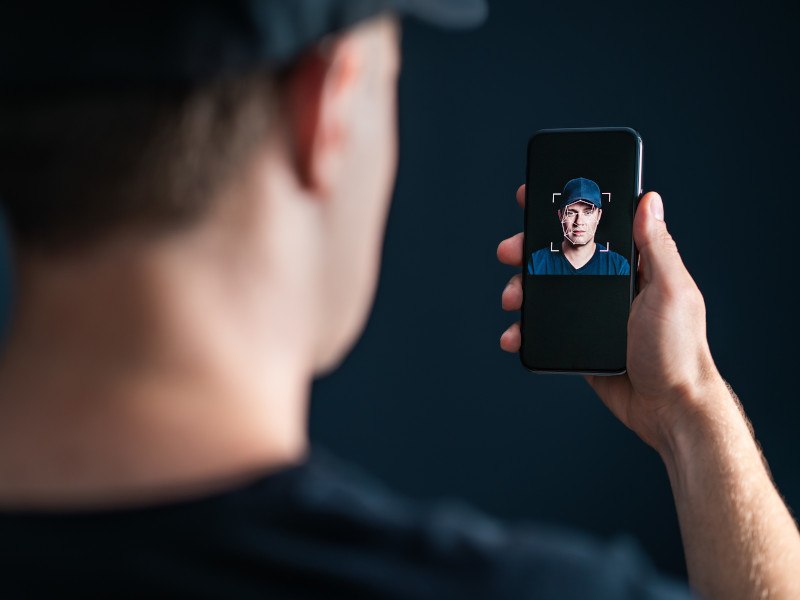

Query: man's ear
<box><xmin>282</xmin><ymin>37</ymin><xmax>362</xmax><ymax>196</ymax></box>
<box><xmin>596</xmin><ymin>208</ymin><xmax>603</xmax><ymax>222</ymax></box>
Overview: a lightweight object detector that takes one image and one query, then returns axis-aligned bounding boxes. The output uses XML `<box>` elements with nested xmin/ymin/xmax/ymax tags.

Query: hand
<box><xmin>497</xmin><ymin>185</ymin><xmax>725</xmax><ymax>452</ymax></box>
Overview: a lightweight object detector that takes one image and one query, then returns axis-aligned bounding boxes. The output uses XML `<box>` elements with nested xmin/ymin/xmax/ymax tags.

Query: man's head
<box><xmin>0</xmin><ymin>16</ymin><xmax>401</xmax><ymax>377</ymax></box>
<box><xmin>557</xmin><ymin>177</ymin><xmax>603</xmax><ymax>246</ymax></box>
<box><xmin>0</xmin><ymin>0</ymin><xmax>486</xmax><ymax>255</ymax></box>
<box><xmin>0</xmin><ymin>2</ymin><xmax>485</xmax><ymax>375</ymax></box>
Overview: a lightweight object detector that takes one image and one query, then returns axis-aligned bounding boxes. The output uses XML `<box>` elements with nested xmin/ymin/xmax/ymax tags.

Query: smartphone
<box><xmin>520</xmin><ymin>127</ymin><xmax>642</xmax><ymax>374</ymax></box>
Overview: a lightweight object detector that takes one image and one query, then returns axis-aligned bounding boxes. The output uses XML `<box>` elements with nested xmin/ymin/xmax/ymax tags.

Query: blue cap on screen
<box><xmin>559</xmin><ymin>178</ymin><xmax>602</xmax><ymax>210</ymax></box>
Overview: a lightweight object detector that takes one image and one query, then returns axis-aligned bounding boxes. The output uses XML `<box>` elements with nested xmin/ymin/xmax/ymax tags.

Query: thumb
<box><xmin>633</xmin><ymin>192</ymin><xmax>686</xmax><ymax>286</ymax></box>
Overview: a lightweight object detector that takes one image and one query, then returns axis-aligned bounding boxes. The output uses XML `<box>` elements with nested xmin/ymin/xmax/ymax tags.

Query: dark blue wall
<box><xmin>310</xmin><ymin>0</ymin><xmax>800</xmax><ymax>578</ymax></box>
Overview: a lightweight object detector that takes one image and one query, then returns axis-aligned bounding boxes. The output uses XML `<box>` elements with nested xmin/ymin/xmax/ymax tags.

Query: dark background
<box><xmin>310</xmin><ymin>0</ymin><xmax>800</xmax><ymax>580</ymax></box>
<box><xmin>0</xmin><ymin>0</ymin><xmax>798</xmax><ymax>583</ymax></box>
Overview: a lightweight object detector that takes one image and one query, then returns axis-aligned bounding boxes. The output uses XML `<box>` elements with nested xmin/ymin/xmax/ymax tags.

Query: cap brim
<box><xmin>561</xmin><ymin>199</ymin><xmax>601</xmax><ymax>210</ymax></box>
<box><xmin>393</xmin><ymin>0</ymin><xmax>488</xmax><ymax>29</ymax></box>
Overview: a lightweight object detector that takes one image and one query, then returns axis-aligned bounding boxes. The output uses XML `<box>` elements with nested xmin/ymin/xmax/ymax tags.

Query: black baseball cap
<box><xmin>0</xmin><ymin>0</ymin><xmax>488</xmax><ymax>91</ymax></box>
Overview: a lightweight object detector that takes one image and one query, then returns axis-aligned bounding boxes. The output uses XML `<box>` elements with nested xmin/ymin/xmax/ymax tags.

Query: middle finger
<box><xmin>496</xmin><ymin>232</ymin><xmax>524</xmax><ymax>267</ymax></box>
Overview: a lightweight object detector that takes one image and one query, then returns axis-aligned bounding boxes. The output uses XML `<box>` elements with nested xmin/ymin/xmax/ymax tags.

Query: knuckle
<box><xmin>501</xmin><ymin>276</ymin><xmax>522</xmax><ymax>310</ymax></box>
<box><xmin>658</xmin><ymin>228</ymin><xmax>679</xmax><ymax>253</ymax></box>
<box><xmin>665</xmin><ymin>279</ymin><xmax>705</xmax><ymax>312</ymax></box>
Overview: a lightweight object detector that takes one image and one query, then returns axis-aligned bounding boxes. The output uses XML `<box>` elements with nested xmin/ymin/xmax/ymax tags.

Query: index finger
<box><xmin>516</xmin><ymin>184</ymin><xmax>526</xmax><ymax>209</ymax></box>
<box><xmin>497</xmin><ymin>232</ymin><xmax>523</xmax><ymax>267</ymax></box>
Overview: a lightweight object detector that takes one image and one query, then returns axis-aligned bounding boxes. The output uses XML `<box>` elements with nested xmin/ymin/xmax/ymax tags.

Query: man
<box><xmin>528</xmin><ymin>177</ymin><xmax>630</xmax><ymax>275</ymax></box>
<box><xmin>0</xmin><ymin>1</ymin><xmax>798</xmax><ymax>599</ymax></box>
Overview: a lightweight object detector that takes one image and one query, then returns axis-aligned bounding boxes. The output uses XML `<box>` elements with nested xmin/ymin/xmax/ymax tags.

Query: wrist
<box><xmin>656</xmin><ymin>374</ymin><xmax>752</xmax><ymax>469</ymax></box>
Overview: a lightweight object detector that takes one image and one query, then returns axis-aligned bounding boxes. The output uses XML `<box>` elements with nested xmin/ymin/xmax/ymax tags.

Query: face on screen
<box><xmin>559</xmin><ymin>201</ymin><xmax>601</xmax><ymax>246</ymax></box>
<box><xmin>526</xmin><ymin>176</ymin><xmax>630</xmax><ymax>276</ymax></box>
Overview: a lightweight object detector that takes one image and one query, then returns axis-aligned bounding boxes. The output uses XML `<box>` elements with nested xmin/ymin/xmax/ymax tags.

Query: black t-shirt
<box><xmin>0</xmin><ymin>449</ymin><xmax>693</xmax><ymax>599</ymax></box>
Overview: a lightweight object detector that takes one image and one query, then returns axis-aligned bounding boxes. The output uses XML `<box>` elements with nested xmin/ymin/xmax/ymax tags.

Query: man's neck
<box><xmin>0</xmin><ymin>227</ymin><xmax>315</xmax><ymax>510</ymax></box>
<box><xmin>561</xmin><ymin>238</ymin><xmax>597</xmax><ymax>269</ymax></box>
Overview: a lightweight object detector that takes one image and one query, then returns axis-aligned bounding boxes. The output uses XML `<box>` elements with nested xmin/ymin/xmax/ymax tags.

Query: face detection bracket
<box><xmin>551</xmin><ymin>186</ymin><xmax>614</xmax><ymax>251</ymax></box>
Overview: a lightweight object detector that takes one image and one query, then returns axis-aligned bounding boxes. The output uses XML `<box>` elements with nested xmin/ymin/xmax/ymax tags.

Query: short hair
<box><xmin>0</xmin><ymin>72</ymin><xmax>279</xmax><ymax>253</ymax></box>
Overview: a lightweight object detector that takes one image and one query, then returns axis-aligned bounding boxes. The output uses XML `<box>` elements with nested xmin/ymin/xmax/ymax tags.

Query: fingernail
<box><xmin>650</xmin><ymin>193</ymin><xmax>664</xmax><ymax>221</ymax></box>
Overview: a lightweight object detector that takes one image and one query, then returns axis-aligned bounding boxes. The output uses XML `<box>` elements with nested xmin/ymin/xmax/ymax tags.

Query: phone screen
<box><xmin>520</xmin><ymin>128</ymin><xmax>642</xmax><ymax>374</ymax></box>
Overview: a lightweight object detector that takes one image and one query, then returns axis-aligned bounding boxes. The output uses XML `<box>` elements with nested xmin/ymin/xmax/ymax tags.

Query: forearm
<box><xmin>660</xmin><ymin>378</ymin><xmax>800</xmax><ymax>600</ymax></box>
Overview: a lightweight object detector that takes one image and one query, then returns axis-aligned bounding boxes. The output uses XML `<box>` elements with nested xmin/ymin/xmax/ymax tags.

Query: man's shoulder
<box><xmin>596</xmin><ymin>245</ymin><xmax>630</xmax><ymax>274</ymax></box>
<box><xmin>241</xmin><ymin>451</ymin><xmax>692</xmax><ymax>599</ymax></box>
<box><xmin>0</xmin><ymin>449</ymin><xmax>693</xmax><ymax>599</ymax></box>
<box><xmin>300</xmin><ymin>453</ymin><xmax>693</xmax><ymax>598</ymax></box>
<box><xmin>530</xmin><ymin>246</ymin><xmax>554</xmax><ymax>263</ymax></box>
<box><xmin>529</xmin><ymin>246</ymin><xmax>560</xmax><ymax>274</ymax></box>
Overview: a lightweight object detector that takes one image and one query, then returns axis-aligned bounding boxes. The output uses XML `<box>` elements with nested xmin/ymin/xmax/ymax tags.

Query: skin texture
<box><xmin>499</xmin><ymin>185</ymin><xmax>800</xmax><ymax>599</ymax></box>
<box><xmin>558</xmin><ymin>200</ymin><xmax>602</xmax><ymax>268</ymax></box>
<box><xmin>559</xmin><ymin>201</ymin><xmax>601</xmax><ymax>244</ymax></box>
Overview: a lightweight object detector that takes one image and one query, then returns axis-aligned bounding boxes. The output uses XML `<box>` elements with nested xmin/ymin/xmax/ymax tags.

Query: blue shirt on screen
<box><xmin>528</xmin><ymin>243</ymin><xmax>631</xmax><ymax>275</ymax></box>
